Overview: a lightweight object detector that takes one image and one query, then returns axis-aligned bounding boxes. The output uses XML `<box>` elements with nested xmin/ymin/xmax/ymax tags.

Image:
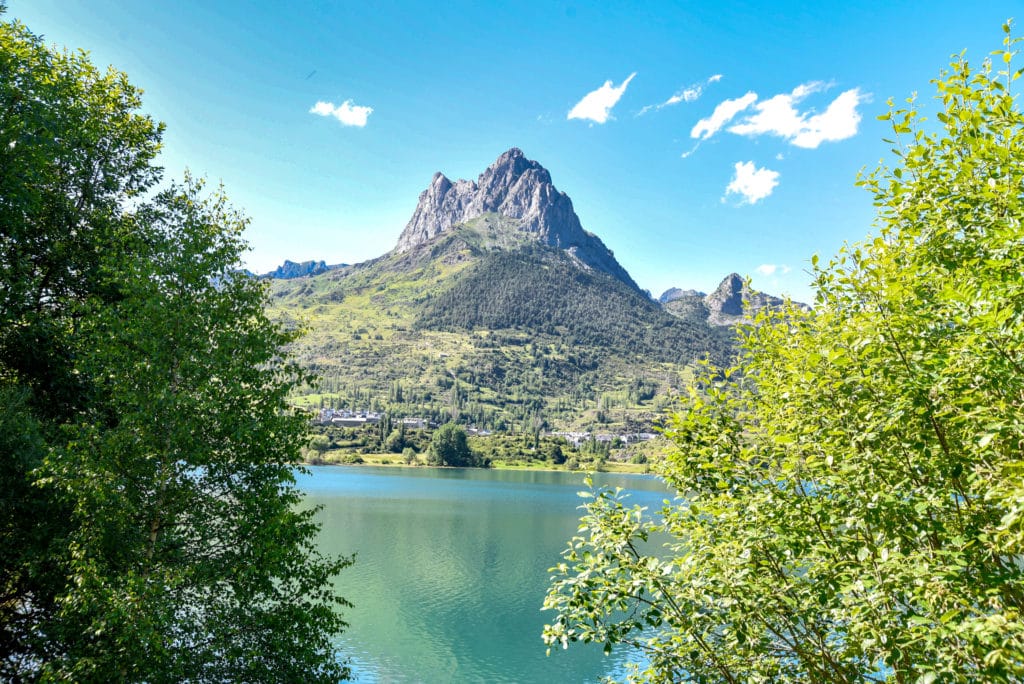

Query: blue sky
<box><xmin>8</xmin><ymin>1</ymin><xmax>1019</xmax><ymax>302</ymax></box>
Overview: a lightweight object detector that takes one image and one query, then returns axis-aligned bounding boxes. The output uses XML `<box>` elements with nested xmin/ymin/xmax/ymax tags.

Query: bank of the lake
<box><xmin>297</xmin><ymin>465</ymin><xmax>671</xmax><ymax>683</ymax></box>
<box><xmin>301</xmin><ymin>423</ymin><xmax>672</xmax><ymax>474</ymax></box>
<box><xmin>302</xmin><ymin>456</ymin><xmax>652</xmax><ymax>474</ymax></box>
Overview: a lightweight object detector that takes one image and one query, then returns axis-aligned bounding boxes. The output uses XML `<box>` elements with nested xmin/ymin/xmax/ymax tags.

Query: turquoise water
<box><xmin>296</xmin><ymin>466</ymin><xmax>670</xmax><ymax>683</ymax></box>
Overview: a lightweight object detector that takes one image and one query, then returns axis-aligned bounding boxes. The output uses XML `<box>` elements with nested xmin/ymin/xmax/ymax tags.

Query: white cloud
<box><xmin>310</xmin><ymin>101</ymin><xmax>333</xmax><ymax>116</ymax></box>
<box><xmin>568</xmin><ymin>73</ymin><xmax>636</xmax><ymax>124</ymax></box>
<box><xmin>691</xmin><ymin>92</ymin><xmax>757</xmax><ymax>140</ymax></box>
<box><xmin>791</xmin><ymin>88</ymin><xmax>864</xmax><ymax>147</ymax></box>
<box><xmin>725</xmin><ymin>161</ymin><xmax>779</xmax><ymax>205</ymax></box>
<box><xmin>309</xmin><ymin>99</ymin><xmax>373</xmax><ymax>127</ymax></box>
<box><xmin>708</xmin><ymin>74</ymin><xmax>723</xmax><ymax>83</ymax></box>
<box><xmin>727</xmin><ymin>83</ymin><xmax>864</xmax><ymax>148</ymax></box>
<box><xmin>755</xmin><ymin>263</ymin><xmax>792</xmax><ymax>276</ymax></box>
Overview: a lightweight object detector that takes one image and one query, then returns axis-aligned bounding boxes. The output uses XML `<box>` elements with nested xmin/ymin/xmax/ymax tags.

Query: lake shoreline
<box><xmin>301</xmin><ymin>456</ymin><xmax>652</xmax><ymax>475</ymax></box>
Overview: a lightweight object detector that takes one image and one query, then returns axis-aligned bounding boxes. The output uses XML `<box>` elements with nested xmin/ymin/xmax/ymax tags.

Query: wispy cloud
<box><xmin>724</xmin><ymin>161</ymin><xmax>779</xmax><ymax>205</ymax></box>
<box><xmin>669</xmin><ymin>87</ymin><xmax>702</xmax><ymax>106</ymax></box>
<box><xmin>568</xmin><ymin>73</ymin><xmax>636</xmax><ymax>124</ymax></box>
<box><xmin>691</xmin><ymin>92</ymin><xmax>757</xmax><ymax>139</ymax></box>
<box><xmin>755</xmin><ymin>263</ymin><xmax>792</xmax><ymax>276</ymax></box>
<box><xmin>640</xmin><ymin>74</ymin><xmax>723</xmax><ymax>115</ymax></box>
<box><xmin>310</xmin><ymin>99</ymin><xmax>373</xmax><ymax>127</ymax></box>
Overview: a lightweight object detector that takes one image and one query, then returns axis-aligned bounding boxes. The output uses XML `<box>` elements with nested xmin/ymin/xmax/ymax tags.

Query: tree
<box><xmin>0</xmin><ymin>15</ymin><xmax>350</xmax><ymax>681</ymax></box>
<box><xmin>385</xmin><ymin>422</ymin><xmax>408</xmax><ymax>453</ymax></box>
<box><xmin>547</xmin><ymin>442</ymin><xmax>566</xmax><ymax>465</ymax></box>
<box><xmin>428</xmin><ymin>423</ymin><xmax>485</xmax><ymax>467</ymax></box>
<box><xmin>544</xmin><ymin>26</ymin><xmax>1024</xmax><ymax>683</ymax></box>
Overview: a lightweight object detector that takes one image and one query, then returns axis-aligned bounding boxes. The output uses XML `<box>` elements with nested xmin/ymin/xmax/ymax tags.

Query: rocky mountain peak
<box><xmin>477</xmin><ymin>147</ymin><xmax>552</xmax><ymax>196</ymax></box>
<box><xmin>706</xmin><ymin>273</ymin><xmax>746</xmax><ymax>317</ymax></box>
<box><xmin>395</xmin><ymin>148</ymin><xmax>637</xmax><ymax>289</ymax></box>
<box><xmin>430</xmin><ymin>171</ymin><xmax>451</xmax><ymax>190</ymax></box>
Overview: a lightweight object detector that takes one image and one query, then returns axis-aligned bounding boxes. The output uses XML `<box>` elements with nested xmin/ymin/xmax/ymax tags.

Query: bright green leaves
<box><xmin>544</xmin><ymin>22</ymin><xmax>1024</xmax><ymax>683</ymax></box>
<box><xmin>542</xmin><ymin>483</ymin><xmax>668</xmax><ymax>660</ymax></box>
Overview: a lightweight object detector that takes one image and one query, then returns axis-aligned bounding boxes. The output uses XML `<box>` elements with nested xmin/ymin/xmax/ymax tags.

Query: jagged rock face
<box><xmin>396</xmin><ymin>148</ymin><xmax>637</xmax><ymax>289</ymax></box>
<box><xmin>705</xmin><ymin>273</ymin><xmax>746</xmax><ymax>319</ymax></box>
<box><xmin>400</xmin><ymin>173</ymin><xmax>475</xmax><ymax>244</ymax></box>
<box><xmin>704</xmin><ymin>273</ymin><xmax>790</xmax><ymax>326</ymax></box>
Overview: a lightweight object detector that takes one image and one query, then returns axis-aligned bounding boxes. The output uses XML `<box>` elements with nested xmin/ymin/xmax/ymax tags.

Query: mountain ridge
<box><xmin>659</xmin><ymin>274</ymin><xmax>805</xmax><ymax>326</ymax></box>
<box><xmin>260</xmin><ymin>259</ymin><xmax>346</xmax><ymax>280</ymax></box>
<box><xmin>267</xmin><ymin>149</ymin><xmax>800</xmax><ymax>322</ymax></box>
<box><xmin>267</xmin><ymin>220</ymin><xmax>733</xmax><ymax>432</ymax></box>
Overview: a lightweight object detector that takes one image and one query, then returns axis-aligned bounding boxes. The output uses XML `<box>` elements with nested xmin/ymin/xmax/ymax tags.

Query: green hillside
<box><xmin>267</xmin><ymin>216</ymin><xmax>736</xmax><ymax>433</ymax></box>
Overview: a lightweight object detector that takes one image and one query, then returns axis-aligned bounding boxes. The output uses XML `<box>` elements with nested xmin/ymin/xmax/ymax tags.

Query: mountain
<box><xmin>660</xmin><ymin>274</ymin><xmax>799</xmax><ymax>326</ymax></box>
<box><xmin>657</xmin><ymin>287</ymin><xmax>702</xmax><ymax>304</ymax></box>
<box><xmin>266</xmin><ymin>149</ymin><xmax>782</xmax><ymax>432</ymax></box>
<box><xmin>260</xmin><ymin>259</ymin><xmax>345</xmax><ymax>279</ymax></box>
<box><xmin>396</xmin><ymin>148</ymin><xmax>637</xmax><ymax>289</ymax></box>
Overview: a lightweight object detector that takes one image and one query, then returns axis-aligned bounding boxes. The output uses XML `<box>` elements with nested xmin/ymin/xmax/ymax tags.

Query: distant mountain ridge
<box><xmin>260</xmin><ymin>259</ymin><xmax>346</xmax><ymax>280</ymax></box>
<box><xmin>660</xmin><ymin>273</ymin><xmax>803</xmax><ymax>326</ymax></box>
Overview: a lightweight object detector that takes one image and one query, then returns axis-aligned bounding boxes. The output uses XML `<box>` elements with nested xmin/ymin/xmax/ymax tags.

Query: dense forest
<box><xmin>416</xmin><ymin>243</ymin><xmax>734</xmax><ymax>364</ymax></box>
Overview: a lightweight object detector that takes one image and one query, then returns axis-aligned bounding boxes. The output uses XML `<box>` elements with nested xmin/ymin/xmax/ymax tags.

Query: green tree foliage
<box><xmin>428</xmin><ymin>423</ymin><xmax>486</xmax><ymax>467</ymax></box>
<box><xmin>547</xmin><ymin>443</ymin><xmax>566</xmax><ymax>465</ymax></box>
<box><xmin>0</xmin><ymin>16</ymin><xmax>350</xmax><ymax>681</ymax></box>
<box><xmin>385</xmin><ymin>426</ymin><xmax>408</xmax><ymax>453</ymax></box>
<box><xmin>544</xmin><ymin>27</ymin><xmax>1024</xmax><ymax>683</ymax></box>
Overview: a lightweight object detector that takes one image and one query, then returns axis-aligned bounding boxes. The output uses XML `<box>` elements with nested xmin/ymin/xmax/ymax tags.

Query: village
<box><xmin>314</xmin><ymin>407</ymin><xmax>658</xmax><ymax>447</ymax></box>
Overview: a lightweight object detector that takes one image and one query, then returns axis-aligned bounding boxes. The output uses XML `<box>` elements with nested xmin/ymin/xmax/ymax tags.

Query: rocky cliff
<box><xmin>260</xmin><ymin>259</ymin><xmax>344</xmax><ymax>280</ymax></box>
<box><xmin>395</xmin><ymin>148</ymin><xmax>638</xmax><ymax>289</ymax></box>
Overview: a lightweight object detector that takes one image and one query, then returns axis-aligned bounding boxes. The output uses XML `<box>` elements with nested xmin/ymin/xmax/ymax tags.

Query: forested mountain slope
<box><xmin>267</xmin><ymin>150</ymin><xmax>778</xmax><ymax>432</ymax></box>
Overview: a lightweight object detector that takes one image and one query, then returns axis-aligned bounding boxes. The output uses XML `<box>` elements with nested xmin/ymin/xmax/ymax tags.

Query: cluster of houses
<box><xmin>316</xmin><ymin>408</ymin><xmax>431</xmax><ymax>429</ymax></box>
<box><xmin>550</xmin><ymin>431</ymin><xmax>659</xmax><ymax>447</ymax></box>
<box><xmin>314</xmin><ymin>409</ymin><xmax>656</xmax><ymax>446</ymax></box>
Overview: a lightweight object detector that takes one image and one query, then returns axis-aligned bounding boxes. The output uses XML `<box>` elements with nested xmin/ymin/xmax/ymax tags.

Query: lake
<box><xmin>296</xmin><ymin>465</ymin><xmax>671</xmax><ymax>683</ymax></box>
